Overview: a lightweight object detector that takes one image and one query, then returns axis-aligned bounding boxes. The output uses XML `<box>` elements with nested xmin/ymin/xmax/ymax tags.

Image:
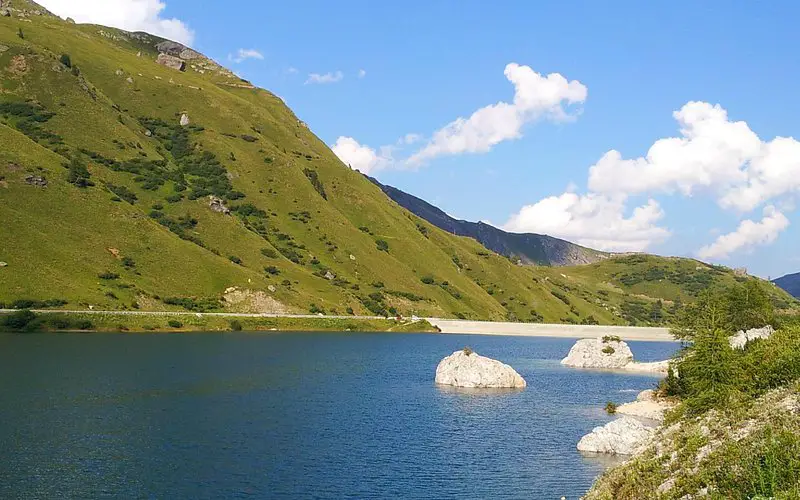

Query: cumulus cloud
<box><xmin>331</xmin><ymin>137</ymin><xmax>392</xmax><ymax>174</ymax></box>
<box><xmin>502</xmin><ymin>193</ymin><xmax>669</xmax><ymax>252</ymax></box>
<box><xmin>38</xmin><ymin>0</ymin><xmax>195</xmax><ymax>45</ymax></box>
<box><xmin>587</xmin><ymin>101</ymin><xmax>800</xmax><ymax>212</ymax></box>
<box><xmin>408</xmin><ymin>63</ymin><xmax>587</xmax><ymax>165</ymax></box>
<box><xmin>305</xmin><ymin>71</ymin><xmax>344</xmax><ymax>85</ymax></box>
<box><xmin>697</xmin><ymin>206</ymin><xmax>789</xmax><ymax>260</ymax></box>
<box><xmin>230</xmin><ymin>48</ymin><xmax>263</xmax><ymax>64</ymax></box>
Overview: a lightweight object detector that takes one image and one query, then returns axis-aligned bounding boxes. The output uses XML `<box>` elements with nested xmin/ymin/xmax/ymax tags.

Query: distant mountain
<box><xmin>774</xmin><ymin>272</ymin><xmax>800</xmax><ymax>298</ymax></box>
<box><xmin>367</xmin><ymin>177</ymin><xmax>610</xmax><ymax>266</ymax></box>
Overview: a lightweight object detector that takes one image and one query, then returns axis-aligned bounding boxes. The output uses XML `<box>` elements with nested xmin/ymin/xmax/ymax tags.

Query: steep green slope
<box><xmin>0</xmin><ymin>4</ymin><xmax>617</xmax><ymax>322</ymax></box>
<box><xmin>1</xmin><ymin>4</ymin><xmax>796</xmax><ymax>325</ymax></box>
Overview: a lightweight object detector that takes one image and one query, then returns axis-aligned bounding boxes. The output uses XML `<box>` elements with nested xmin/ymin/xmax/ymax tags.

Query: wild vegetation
<box><xmin>586</xmin><ymin>282</ymin><xmax>800</xmax><ymax>499</ymax></box>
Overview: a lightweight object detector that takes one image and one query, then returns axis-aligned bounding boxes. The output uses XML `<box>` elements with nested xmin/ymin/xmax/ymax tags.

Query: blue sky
<box><xmin>40</xmin><ymin>1</ymin><xmax>800</xmax><ymax>279</ymax></box>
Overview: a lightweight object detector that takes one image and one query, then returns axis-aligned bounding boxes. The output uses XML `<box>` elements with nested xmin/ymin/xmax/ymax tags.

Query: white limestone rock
<box><xmin>577</xmin><ymin>416</ymin><xmax>655</xmax><ymax>455</ymax></box>
<box><xmin>616</xmin><ymin>389</ymin><xmax>675</xmax><ymax>422</ymax></box>
<box><xmin>621</xmin><ymin>359</ymin><xmax>671</xmax><ymax>374</ymax></box>
<box><xmin>435</xmin><ymin>349</ymin><xmax>526</xmax><ymax>389</ymax></box>
<box><xmin>561</xmin><ymin>337</ymin><xmax>634</xmax><ymax>369</ymax></box>
<box><xmin>729</xmin><ymin>325</ymin><xmax>774</xmax><ymax>349</ymax></box>
<box><xmin>179</xmin><ymin>113</ymin><xmax>190</xmax><ymax>127</ymax></box>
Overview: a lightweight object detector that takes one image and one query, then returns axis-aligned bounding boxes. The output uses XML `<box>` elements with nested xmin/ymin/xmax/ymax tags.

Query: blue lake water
<box><xmin>0</xmin><ymin>332</ymin><xmax>678</xmax><ymax>499</ymax></box>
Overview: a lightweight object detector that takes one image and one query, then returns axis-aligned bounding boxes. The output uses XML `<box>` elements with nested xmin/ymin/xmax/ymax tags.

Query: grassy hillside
<box><xmin>0</xmin><ymin>3</ymin><xmax>796</xmax><ymax>324</ymax></box>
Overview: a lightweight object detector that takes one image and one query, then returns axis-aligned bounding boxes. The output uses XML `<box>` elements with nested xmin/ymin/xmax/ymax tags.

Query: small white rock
<box><xmin>179</xmin><ymin>113</ymin><xmax>190</xmax><ymax>126</ymax></box>
<box><xmin>729</xmin><ymin>325</ymin><xmax>774</xmax><ymax>349</ymax></box>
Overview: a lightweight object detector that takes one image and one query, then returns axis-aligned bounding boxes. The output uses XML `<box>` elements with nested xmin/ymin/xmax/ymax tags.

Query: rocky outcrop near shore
<box><xmin>616</xmin><ymin>389</ymin><xmax>675</xmax><ymax>422</ymax></box>
<box><xmin>435</xmin><ymin>349</ymin><xmax>526</xmax><ymax>388</ymax></box>
<box><xmin>729</xmin><ymin>325</ymin><xmax>774</xmax><ymax>349</ymax></box>
<box><xmin>562</xmin><ymin>337</ymin><xmax>670</xmax><ymax>373</ymax></box>
<box><xmin>561</xmin><ymin>337</ymin><xmax>634</xmax><ymax>369</ymax></box>
<box><xmin>577</xmin><ymin>416</ymin><xmax>655</xmax><ymax>455</ymax></box>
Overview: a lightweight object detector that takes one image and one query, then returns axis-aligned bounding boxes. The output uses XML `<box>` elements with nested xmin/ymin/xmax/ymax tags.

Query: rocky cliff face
<box><xmin>367</xmin><ymin>176</ymin><xmax>609</xmax><ymax>267</ymax></box>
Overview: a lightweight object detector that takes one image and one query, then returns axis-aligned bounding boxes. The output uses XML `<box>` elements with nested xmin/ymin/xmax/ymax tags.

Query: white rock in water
<box><xmin>729</xmin><ymin>325</ymin><xmax>774</xmax><ymax>349</ymax></box>
<box><xmin>561</xmin><ymin>338</ymin><xmax>633</xmax><ymax>369</ymax></box>
<box><xmin>435</xmin><ymin>349</ymin><xmax>526</xmax><ymax>389</ymax></box>
<box><xmin>577</xmin><ymin>416</ymin><xmax>655</xmax><ymax>455</ymax></box>
<box><xmin>180</xmin><ymin>113</ymin><xmax>190</xmax><ymax>126</ymax></box>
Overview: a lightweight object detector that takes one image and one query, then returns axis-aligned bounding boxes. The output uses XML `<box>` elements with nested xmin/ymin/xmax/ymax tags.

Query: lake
<box><xmin>0</xmin><ymin>332</ymin><xmax>678</xmax><ymax>499</ymax></box>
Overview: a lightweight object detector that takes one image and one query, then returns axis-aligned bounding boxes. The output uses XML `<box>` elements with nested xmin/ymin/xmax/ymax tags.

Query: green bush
<box><xmin>229</xmin><ymin>320</ymin><xmax>243</xmax><ymax>331</ymax></box>
<box><xmin>168</xmin><ymin>320</ymin><xmax>183</xmax><ymax>328</ymax></box>
<box><xmin>420</xmin><ymin>276</ymin><xmax>435</xmax><ymax>285</ymax></box>
<box><xmin>375</xmin><ymin>239</ymin><xmax>389</xmax><ymax>252</ymax></box>
<box><xmin>605</xmin><ymin>402</ymin><xmax>618</xmax><ymax>414</ymax></box>
<box><xmin>602</xmin><ymin>335</ymin><xmax>621</xmax><ymax>343</ymax></box>
<box><xmin>264</xmin><ymin>266</ymin><xmax>280</xmax><ymax>275</ymax></box>
<box><xmin>602</xmin><ymin>346</ymin><xmax>616</xmax><ymax>355</ymax></box>
<box><xmin>229</xmin><ymin>255</ymin><xmax>242</xmax><ymax>265</ymax></box>
<box><xmin>98</xmin><ymin>272</ymin><xmax>120</xmax><ymax>280</ymax></box>
<box><xmin>1</xmin><ymin>310</ymin><xmax>37</xmax><ymax>331</ymax></box>
<box><xmin>261</xmin><ymin>248</ymin><xmax>279</xmax><ymax>259</ymax></box>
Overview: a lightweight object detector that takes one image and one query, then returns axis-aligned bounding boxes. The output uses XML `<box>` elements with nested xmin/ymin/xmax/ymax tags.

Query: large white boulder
<box><xmin>577</xmin><ymin>416</ymin><xmax>655</xmax><ymax>455</ymax></box>
<box><xmin>561</xmin><ymin>337</ymin><xmax>634</xmax><ymax>369</ymax></box>
<box><xmin>435</xmin><ymin>349</ymin><xmax>526</xmax><ymax>388</ymax></box>
<box><xmin>729</xmin><ymin>325</ymin><xmax>774</xmax><ymax>349</ymax></box>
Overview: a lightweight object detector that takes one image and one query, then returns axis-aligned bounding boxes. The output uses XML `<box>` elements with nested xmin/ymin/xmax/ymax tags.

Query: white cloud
<box><xmin>503</xmin><ymin>193</ymin><xmax>669</xmax><ymax>252</ymax></box>
<box><xmin>38</xmin><ymin>0</ymin><xmax>194</xmax><ymax>45</ymax></box>
<box><xmin>587</xmin><ymin>101</ymin><xmax>800</xmax><ymax>212</ymax></box>
<box><xmin>697</xmin><ymin>206</ymin><xmax>789</xmax><ymax>260</ymax></box>
<box><xmin>229</xmin><ymin>48</ymin><xmax>263</xmax><ymax>64</ymax></box>
<box><xmin>286</xmin><ymin>67</ymin><xmax>298</xmax><ymax>74</ymax></box>
<box><xmin>400</xmin><ymin>133</ymin><xmax>422</xmax><ymax>145</ymax></box>
<box><xmin>331</xmin><ymin>137</ymin><xmax>392</xmax><ymax>175</ymax></box>
<box><xmin>305</xmin><ymin>71</ymin><xmax>344</xmax><ymax>85</ymax></box>
<box><xmin>358</xmin><ymin>69</ymin><xmax>367</xmax><ymax>79</ymax></box>
<box><xmin>408</xmin><ymin>63</ymin><xmax>587</xmax><ymax>165</ymax></box>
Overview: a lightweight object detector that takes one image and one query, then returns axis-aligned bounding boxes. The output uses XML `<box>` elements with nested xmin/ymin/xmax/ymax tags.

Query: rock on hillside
<box><xmin>577</xmin><ymin>416</ymin><xmax>655</xmax><ymax>455</ymax></box>
<box><xmin>561</xmin><ymin>337</ymin><xmax>634</xmax><ymax>369</ymax></box>
<box><xmin>435</xmin><ymin>349</ymin><xmax>526</xmax><ymax>388</ymax></box>
<box><xmin>367</xmin><ymin>176</ymin><xmax>609</xmax><ymax>267</ymax></box>
<box><xmin>729</xmin><ymin>325</ymin><xmax>774</xmax><ymax>349</ymax></box>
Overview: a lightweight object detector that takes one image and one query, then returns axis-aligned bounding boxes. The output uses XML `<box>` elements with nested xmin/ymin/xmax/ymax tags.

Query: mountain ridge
<box><xmin>774</xmin><ymin>272</ymin><xmax>800</xmax><ymax>298</ymax></box>
<box><xmin>367</xmin><ymin>175</ymin><xmax>610</xmax><ymax>266</ymax></box>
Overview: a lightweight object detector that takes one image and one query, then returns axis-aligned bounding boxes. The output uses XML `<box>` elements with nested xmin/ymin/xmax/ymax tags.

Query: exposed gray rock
<box><xmin>577</xmin><ymin>416</ymin><xmax>655</xmax><ymax>455</ymax></box>
<box><xmin>66</xmin><ymin>17</ymin><xmax>75</xmax><ymax>24</ymax></box>
<box><xmin>24</xmin><ymin>174</ymin><xmax>47</xmax><ymax>187</ymax></box>
<box><xmin>145</xmin><ymin>129</ymin><xmax>152</xmax><ymax>137</ymax></box>
<box><xmin>561</xmin><ymin>337</ymin><xmax>634</xmax><ymax>369</ymax></box>
<box><xmin>0</xmin><ymin>262</ymin><xmax>7</xmax><ymax>267</ymax></box>
<box><xmin>267</xmin><ymin>285</ymin><xmax>276</xmax><ymax>293</ymax></box>
<box><xmin>435</xmin><ymin>349</ymin><xmax>526</xmax><ymax>388</ymax></box>
<box><xmin>156</xmin><ymin>40</ymin><xmax>186</xmax><ymax>56</ymax></box>
<box><xmin>126</xmin><ymin>76</ymin><xmax>134</xmax><ymax>84</ymax></box>
<box><xmin>729</xmin><ymin>325</ymin><xmax>774</xmax><ymax>349</ymax></box>
<box><xmin>179</xmin><ymin>113</ymin><xmax>190</xmax><ymax>126</ymax></box>
<box><xmin>208</xmin><ymin>195</ymin><xmax>230</xmax><ymax>215</ymax></box>
<box><xmin>156</xmin><ymin>53</ymin><xmax>185</xmax><ymax>71</ymax></box>
<box><xmin>0</xmin><ymin>8</ymin><xmax>9</xmax><ymax>17</ymax></box>
<box><xmin>0</xmin><ymin>45</ymin><xmax>7</xmax><ymax>53</ymax></box>
<box><xmin>179</xmin><ymin>48</ymin><xmax>202</xmax><ymax>60</ymax></box>
<box><xmin>324</xmin><ymin>270</ymin><xmax>335</xmax><ymax>280</ymax></box>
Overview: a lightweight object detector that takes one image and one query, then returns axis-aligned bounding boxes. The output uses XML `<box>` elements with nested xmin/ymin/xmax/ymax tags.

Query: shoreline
<box><xmin>427</xmin><ymin>319</ymin><xmax>675</xmax><ymax>342</ymax></box>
